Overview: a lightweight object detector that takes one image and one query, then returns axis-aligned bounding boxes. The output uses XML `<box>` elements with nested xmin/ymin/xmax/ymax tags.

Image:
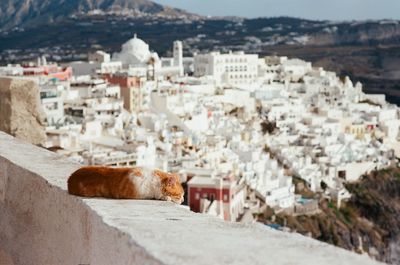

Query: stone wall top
<box><xmin>0</xmin><ymin>131</ymin><xmax>382</xmax><ymax>265</ymax></box>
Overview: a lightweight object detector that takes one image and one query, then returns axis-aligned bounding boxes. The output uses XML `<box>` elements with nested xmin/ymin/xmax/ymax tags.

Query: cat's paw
<box><xmin>161</xmin><ymin>195</ymin><xmax>184</xmax><ymax>204</ymax></box>
<box><xmin>162</xmin><ymin>196</ymin><xmax>172</xmax><ymax>202</ymax></box>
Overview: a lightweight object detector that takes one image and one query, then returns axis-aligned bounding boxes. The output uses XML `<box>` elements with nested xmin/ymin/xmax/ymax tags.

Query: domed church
<box><xmin>112</xmin><ymin>33</ymin><xmax>184</xmax><ymax>78</ymax></box>
<box><xmin>112</xmin><ymin>34</ymin><xmax>160</xmax><ymax>67</ymax></box>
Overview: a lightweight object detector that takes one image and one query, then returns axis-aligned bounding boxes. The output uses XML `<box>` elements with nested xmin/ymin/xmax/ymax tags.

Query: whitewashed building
<box><xmin>194</xmin><ymin>51</ymin><xmax>259</xmax><ymax>85</ymax></box>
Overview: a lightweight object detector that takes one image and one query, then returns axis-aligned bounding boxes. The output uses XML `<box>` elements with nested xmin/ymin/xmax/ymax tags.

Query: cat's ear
<box><xmin>167</xmin><ymin>176</ymin><xmax>176</xmax><ymax>186</ymax></box>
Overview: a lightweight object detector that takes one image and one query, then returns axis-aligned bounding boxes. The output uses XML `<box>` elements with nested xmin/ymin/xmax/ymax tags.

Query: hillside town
<box><xmin>0</xmin><ymin>34</ymin><xmax>398</xmax><ymax>223</ymax></box>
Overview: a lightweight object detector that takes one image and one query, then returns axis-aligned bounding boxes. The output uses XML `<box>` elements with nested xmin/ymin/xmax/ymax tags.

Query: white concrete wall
<box><xmin>0</xmin><ymin>131</ymin><xmax>383</xmax><ymax>265</ymax></box>
<box><xmin>341</xmin><ymin>162</ymin><xmax>376</xmax><ymax>182</ymax></box>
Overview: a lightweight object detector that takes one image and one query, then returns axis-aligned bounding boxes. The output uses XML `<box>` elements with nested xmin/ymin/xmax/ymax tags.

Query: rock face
<box><xmin>307</xmin><ymin>23</ymin><xmax>400</xmax><ymax>46</ymax></box>
<box><xmin>263</xmin><ymin>168</ymin><xmax>400</xmax><ymax>264</ymax></box>
<box><xmin>0</xmin><ymin>77</ymin><xmax>46</xmax><ymax>146</ymax></box>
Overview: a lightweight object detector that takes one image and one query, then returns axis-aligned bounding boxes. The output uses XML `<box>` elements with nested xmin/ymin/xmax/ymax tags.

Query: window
<box><xmin>195</xmin><ymin>193</ymin><xmax>200</xmax><ymax>200</ymax></box>
<box><xmin>43</xmin><ymin>102</ymin><xmax>58</xmax><ymax>111</ymax></box>
<box><xmin>210</xmin><ymin>194</ymin><xmax>215</xmax><ymax>201</ymax></box>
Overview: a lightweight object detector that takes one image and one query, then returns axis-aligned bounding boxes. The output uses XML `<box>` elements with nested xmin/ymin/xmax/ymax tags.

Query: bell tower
<box><xmin>173</xmin><ymin>40</ymin><xmax>183</xmax><ymax>76</ymax></box>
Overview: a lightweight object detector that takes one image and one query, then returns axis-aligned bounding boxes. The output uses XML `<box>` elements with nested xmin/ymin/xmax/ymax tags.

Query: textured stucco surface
<box><xmin>0</xmin><ymin>78</ymin><xmax>46</xmax><ymax>146</ymax></box>
<box><xmin>0</xmin><ymin>131</ymin><xmax>383</xmax><ymax>265</ymax></box>
<box><xmin>0</xmin><ymin>246</ymin><xmax>14</xmax><ymax>265</ymax></box>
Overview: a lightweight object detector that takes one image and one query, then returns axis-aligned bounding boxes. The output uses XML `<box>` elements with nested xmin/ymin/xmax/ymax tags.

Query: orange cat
<box><xmin>67</xmin><ymin>166</ymin><xmax>184</xmax><ymax>204</ymax></box>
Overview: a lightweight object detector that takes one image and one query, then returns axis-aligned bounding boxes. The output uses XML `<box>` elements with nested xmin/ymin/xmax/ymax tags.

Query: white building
<box><xmin>0</xmin><ymin>64</ymin><xmax>24</xmax><ymax>76</ymax></box>
<box><xmin>194</xmin><ymin>51</ymin><xmax>259</xmax><ymax>85</ymax></box>
<box><xmin>113</xmin><ymin>34</ymin><xmax>159</xmax><ymax>67</ymax></box>
<box><xmin>112</xmin><ymin>34</ymin><xmax>184</xmax><ymax>77</ymax></box>
<box><xmin>173</xmin><ymin>40</ymin><xmax>184</xmax><ymax>76</ymax></box>
<box><xmin>281</xmin><ymin>58</ymin><xmax>312</xmax><ymax>82</ymax></box>
<box><xmin>88</xmin><ymin>51</ymin><xmax>111</xmax><ymax>63</ymax></box>
<box><xmin>40</xmin><ymin>84</ymin><xmax>66</xmax><ymax>125</ymax></box>
<box><xmin>242</xmin><ymin>151</ymin><xmax>295</xmax><ymax>209</ymax></box>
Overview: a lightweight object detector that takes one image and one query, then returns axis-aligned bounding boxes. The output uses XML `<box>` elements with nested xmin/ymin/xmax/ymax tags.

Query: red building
<box><xmin>187</xmin><ymin>176</ymin><xmax>245</xmax><ymax>221</ymax></box>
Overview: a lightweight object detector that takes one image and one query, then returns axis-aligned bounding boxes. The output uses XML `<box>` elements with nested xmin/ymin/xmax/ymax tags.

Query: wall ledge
<box><xmin>0</xmin><ymin>132</ymin><xmax>382</xmax><ymax>265</ymax></box>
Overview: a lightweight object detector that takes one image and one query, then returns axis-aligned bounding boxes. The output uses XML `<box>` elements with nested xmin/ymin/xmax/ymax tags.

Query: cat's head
<box><xmin>159</xmin><ymin>172</ymin><xmax>184</xmax><ymax>204</ymax></box>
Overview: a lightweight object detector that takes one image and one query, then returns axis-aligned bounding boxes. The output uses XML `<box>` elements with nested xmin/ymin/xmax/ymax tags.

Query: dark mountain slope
<box><xmin>0</xmin><ymin>0</ymin><xmax>189</xmax><ymax>29</ymax></box>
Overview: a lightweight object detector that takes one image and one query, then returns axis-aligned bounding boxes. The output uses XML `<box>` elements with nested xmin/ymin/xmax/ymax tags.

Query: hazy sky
<box><xmin>153</xmin><ymin>0</ymin><xmax>400</xmax><ymax>21</ymax></box>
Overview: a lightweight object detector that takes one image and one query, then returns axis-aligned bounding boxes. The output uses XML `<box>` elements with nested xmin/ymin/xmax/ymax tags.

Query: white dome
<box><xmin>122</xmin><ymin>34</ymin><xmax>151</xmax><ymax>62</ymax></box>
<box><xmin>113</xmin><ymin>34</ymin><xmax>155</xmax><ymax>66</ymax></box>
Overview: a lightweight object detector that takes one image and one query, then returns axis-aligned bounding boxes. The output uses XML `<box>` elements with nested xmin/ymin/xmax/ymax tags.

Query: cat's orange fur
<box><xmin>67</xmin><ymin>166</ymin><xmax>184</xmax><ymax>204</ymax></box>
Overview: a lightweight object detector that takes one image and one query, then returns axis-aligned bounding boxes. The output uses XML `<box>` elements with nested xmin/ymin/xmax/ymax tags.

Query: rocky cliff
<box><xmin>263</xmin><ymin>168</ymin><xmax>400</xmax><ymax>264</ymax></box>
<box><xmin>307</xmin><ymin>22</ymin><xmax>400</xmax><ymax>46</ymax></box>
